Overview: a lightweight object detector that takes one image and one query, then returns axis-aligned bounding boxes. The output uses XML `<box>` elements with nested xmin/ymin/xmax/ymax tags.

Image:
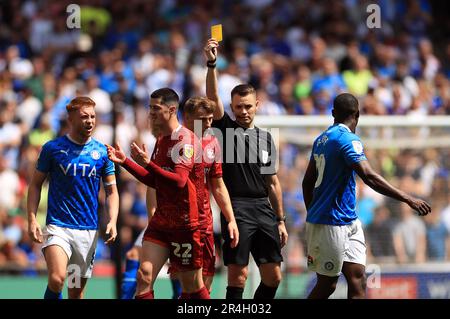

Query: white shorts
<box><xmin>42</xmin><ymin>224</ymin><xmax>99</xmax><ymax>278</ymax></box>
<box><xmin>134</xmin><ymin>228</ymin><xmax>145</xmax><ymax>248</ymax></box>
<box><xmin>306</xmin><ymin>219</ymin><xmax>366</xmax><ymax>277</ymax></box>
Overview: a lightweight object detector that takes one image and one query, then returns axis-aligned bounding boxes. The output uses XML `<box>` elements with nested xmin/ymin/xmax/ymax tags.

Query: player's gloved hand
<box><xmin>104</xmin><ymin>222</ymin><xmax>117</xmax><ymax>245</ymax></box>
<box><xmin>106</xmin><ymin>143</ymin><xmax>126</xmax><ymax>164</ymax></box>
<box><xmin>407</xmin><ymin>196</ymin><xmax>431</xmax><ymax>216</ymax></box>
<box><xmin>130</xmin><ymin>142</ymin><xmax>150</xmax><ymax>167</ymax></box>
<box><xmin>28</xmin><ymin>219</ymin><xmax>43</xmax><ymax>243</ymax></box>
<box><xmin>204</xmin><ymin>38</ymin><xmax>218</xmax><ymax>62</ymax></box>
<box><xmin>227</xmin><ymin>219</ymin><xmax>239</xmax><ymax>248</ymax></box>
<box><xmin>278</xmin><ymin>221</ymin><xmax>288</xmax><ymax>248</ymax></box>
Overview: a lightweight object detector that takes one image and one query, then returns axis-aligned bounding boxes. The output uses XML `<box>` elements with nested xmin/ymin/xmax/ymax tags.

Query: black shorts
<box><xmin>221</xmin><ymin>197</ymin><xmax>283</xmax><ymax>266</ymax></box>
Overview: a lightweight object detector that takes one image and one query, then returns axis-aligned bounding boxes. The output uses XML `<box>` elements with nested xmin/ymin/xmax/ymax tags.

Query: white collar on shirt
<box><xmin>67</xmin><ymin>134</ymin><xmax>91</xmax><ymax>145</ymax></box>
<box><xmin>338</xmin><ymin>123</ymin><xmax>351</xmax><ymax>132</ymax></box>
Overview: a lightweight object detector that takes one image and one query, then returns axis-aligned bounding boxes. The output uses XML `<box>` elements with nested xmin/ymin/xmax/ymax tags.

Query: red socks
<box><xmin>135</xmin><ymin>290</ymin><xmax>154</xmax><ymax>299</ymax></box>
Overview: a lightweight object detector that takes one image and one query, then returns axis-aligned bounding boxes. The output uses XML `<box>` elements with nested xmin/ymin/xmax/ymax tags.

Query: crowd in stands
<box><xmin>0</xmin><ymin>0</ymin><xmax>449</xmax><ymax>274</ymax></box>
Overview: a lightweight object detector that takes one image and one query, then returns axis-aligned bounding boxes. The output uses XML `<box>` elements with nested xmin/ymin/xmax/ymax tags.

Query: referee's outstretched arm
<box><xmin>204</xmin><ymin>38</ymin><xmax>224</xmax><ymax>120</ymax></box>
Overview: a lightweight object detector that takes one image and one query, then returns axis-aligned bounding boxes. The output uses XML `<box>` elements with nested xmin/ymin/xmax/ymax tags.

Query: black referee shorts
<box><xmin>220</xmin><ymin>197</ymin><xmax>283</xmax><ymax>266</ymax></box>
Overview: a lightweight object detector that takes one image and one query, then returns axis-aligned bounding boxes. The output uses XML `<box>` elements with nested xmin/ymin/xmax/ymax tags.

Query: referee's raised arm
<box><xmin>204</xmin><ymin>38</ymin><xmax>224</xmax><ymax>120</ymax></box>
<box><xmin>203</xmin><ymin>38</ymin><xmax>286</xmax><ymax>300</ymax></box>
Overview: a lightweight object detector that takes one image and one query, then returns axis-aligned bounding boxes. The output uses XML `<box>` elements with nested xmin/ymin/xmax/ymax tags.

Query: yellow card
<box><xmin>211</xmin><ymin>24</ymin><xmax>223</xmax><ymax>42</ymax></box>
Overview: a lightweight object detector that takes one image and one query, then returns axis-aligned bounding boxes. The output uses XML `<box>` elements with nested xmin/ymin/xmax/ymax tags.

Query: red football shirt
<box><xmin>199</xmin><ymin>135</ymin><xmax>223</xmax><ymax>230</ymax></box>
<box><xmin>149</xmin><ymin>126</ymin><xmax>205</xmax><ymax>230</ymax></box>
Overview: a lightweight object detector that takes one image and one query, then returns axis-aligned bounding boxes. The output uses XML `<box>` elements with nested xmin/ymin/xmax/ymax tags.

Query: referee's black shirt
<box><xmin>212</xmin><ymin>112</ymin><xmax>277</xmax><ymax>199</ymax></box>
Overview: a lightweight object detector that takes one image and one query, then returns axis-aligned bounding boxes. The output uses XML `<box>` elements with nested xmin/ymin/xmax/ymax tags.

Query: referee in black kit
<box><xmin>204</xmin><ymin>38</ymin><xmax>288</xmax><ymax>299</ymax></box>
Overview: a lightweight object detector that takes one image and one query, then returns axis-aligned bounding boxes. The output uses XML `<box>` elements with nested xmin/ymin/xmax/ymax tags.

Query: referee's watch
<box><xmin>276</xmin><ymin>215</ymin><xmax>286</xmax><ymax>223</ymax></box>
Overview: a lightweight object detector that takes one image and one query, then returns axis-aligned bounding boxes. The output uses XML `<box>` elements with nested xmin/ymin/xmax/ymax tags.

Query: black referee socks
<box><xmin>226</xmin><ymin>286</ymin><xmax>244</xmax><ymax>299</ymax></box>
<box><xmin>253</xmin><ymin>282</ymin><xmax>278</xmax><ymax>299</ymax></box>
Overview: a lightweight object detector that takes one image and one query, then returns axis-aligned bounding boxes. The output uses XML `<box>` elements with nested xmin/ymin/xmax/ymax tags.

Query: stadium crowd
<box><xmin>0</xmin><ymin>0</ymin><xmax>449</xmax><ymax>274</ymax></box>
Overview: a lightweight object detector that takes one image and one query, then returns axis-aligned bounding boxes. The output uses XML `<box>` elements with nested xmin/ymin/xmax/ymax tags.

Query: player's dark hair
<box><xmin>231</xmin><ymin>84</ymin><xmax>256</xmax><ymax>99</ymax></box>
<box><xmin>66</xmin><ymin>96</ymin><xmax>96</xmax><ymax>113</ymax></box>
<box><xmin>150</xmin><ymin>88</ymin><xmax>179</xmax><ymax>107</ymax></box>
<box><xmin>183</xmin><ymin>97</ymin><xmax>216</xmax><ymax>115</ymax></box>
<box><xmin>333</xmin><ymin>93</ymin><xmax>359</xmax><ymax>122</ymax></box>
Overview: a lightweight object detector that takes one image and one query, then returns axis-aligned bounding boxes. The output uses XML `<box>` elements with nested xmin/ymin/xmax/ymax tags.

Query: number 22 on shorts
<box><xmin>171</xmin><ymin>242</ymin><xmax>192</xmax><ymax>258</ymax></box>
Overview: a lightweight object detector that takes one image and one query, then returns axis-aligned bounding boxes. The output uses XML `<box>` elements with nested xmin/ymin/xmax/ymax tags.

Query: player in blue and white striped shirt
<box><xmin>302</xmin><ymin>93</ymin><xmax>431</xmax><ymax>299</ymax></box>
<box><xmin>27</xmin><ymin>96</ymin><xmax>119</xmax><ymax>299</ymax></box>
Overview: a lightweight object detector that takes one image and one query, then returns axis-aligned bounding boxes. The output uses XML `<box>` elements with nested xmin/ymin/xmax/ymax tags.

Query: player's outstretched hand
<box><xmin>104</xmin><ymin>222</ymin><xmax>117</xmax><ymax>245</ymax></box>
<box><xmin>28</xmin><ymin>219</ymin><xmax>43</xmax><ymax>243</ymax></box>
<box><xmin>407</xmin><ymin>196</ymin><xmax>431</xmax><ymax>216</ymax></box>
<box><xmin>278</xmin><ymin>221</ymin><xmax>288</xmax><ymax>248</ymax></box>
<box><xmin>130</xmin><ymin>142</ymin><xmax>150</xmax><ymax>167</ymax></box>
<box><xmin>204</xmin><ymin>38</ymin><xmax>219</xmax><ymax>62</ymax></box>
<box><xmin>227</xmin><ymin>219</ymin><xmax>239</xmax><ymax>248</ymax></box>
<box><xmin>106</xmin><ymin>143</ymin><xmax>126</xmax><ymax>164</ymax></box>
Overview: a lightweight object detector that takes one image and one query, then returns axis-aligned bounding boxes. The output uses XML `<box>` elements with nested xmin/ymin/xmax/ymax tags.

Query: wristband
<box><xmin>207</xmin><ymin>59</ymin><xmax>216</xmax><ymax>68</ymax></box>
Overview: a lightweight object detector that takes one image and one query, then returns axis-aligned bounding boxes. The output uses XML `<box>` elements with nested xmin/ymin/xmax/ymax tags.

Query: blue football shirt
<box><xmin>37</xmin><ymin>135</ymin><xmax>115</xmax><ymax>230</ymax></box>
<box><xmin>306</xmin><ymin>124</ymin><xmax>367</xmax><ymax>225</ymax></box>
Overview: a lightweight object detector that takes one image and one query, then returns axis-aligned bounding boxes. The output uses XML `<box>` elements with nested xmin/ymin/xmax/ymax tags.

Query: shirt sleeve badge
<box><xmin>183</xmin><ymin>144</ymin><xmax>194</xmax><ymax>159</ymax></box>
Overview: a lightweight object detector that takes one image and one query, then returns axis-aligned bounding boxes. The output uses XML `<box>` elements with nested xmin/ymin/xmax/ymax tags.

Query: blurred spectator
<box><xmin>418</xmin><ymin>39</ymin><xmax>440</xmax><ymax>81</ymax></box>
<box><xmin>126</xmin><ymin>183</ymin><xmax>149</xmax><ymax>240</ymax></box>
<box><xmin>0</xmin><ymin>155</ymin><xmax>20</xmax><ymax>212</ymax></box>
<box><xmin>366</xmin><ymin>205</ymin><xmax>396</xmax><ymax>263</ymax></box>
<box><xmin>6</xmin><ymin>46</ymin><xmax>33</xmax><ymax>81</ymax></box>
<box><xmin>343</xmin><ymin>55</ymin><xmax>373</xmax><ymax>97</ymax></box>
<box><xmin>293</xmin><ymin>65</ymin><xmax>312</xmax><ymax>101</ymax></box>
<box><xmin>423</xmin><ymin>203</ymin><xmax>449</xmax><ymax>261</ymax></box>
<box><xmin>356</xmin><ymin>179</ymin><xmax>384</xmax><ymax>227</ymax></box>
<box><xmin>87</xmin><ymin>75</ymin><xmax>113</xmax><ymax>120</ymax></box>
<box><xmin>256</xmin><ymin>89</ymin><xmax>286</xmax><ymax>115</ymax></box>
<box><xmin>311</xmin><ymin>57</ymin><xmax>346</xmax><ymax>99</ymax></box>
<box><xmin>282</xmin><ymin>174</ymin><xmax>306</xmax><ymax>270</ymax></box>
<box><xmin>393</xmin><ymin>202</ymin><xmax>426</xmax><ymax>263</ymax></box>
<box><xmin>16</xmin><ymin>87</ymin><xmax>42</xmax><ymax>131</ymax></box>
<box><xmin>0</xmin><ymin>104</ymin><xmax>22</xmax><ymax>169</ymax></box>
<box><xmin>28</xmin><ymin>113</ymin><xmax>55</xmax><ymax>147</ymax></box>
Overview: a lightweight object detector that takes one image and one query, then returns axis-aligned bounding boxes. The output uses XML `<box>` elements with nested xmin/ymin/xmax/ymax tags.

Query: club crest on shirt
<box><xmin>206</xmin><ymin>148</ymin><xmax>215</xmax><ymax>159</ymax></box>
<box><xmin>352</xmin><ymin>140</ymin><xmax>363</xmax><ymax>154</ymax></box>
<box><xmin>183</xmin><ymin>144</ymin><xmax>194</xmax><ymax>159</ymax></box>
<box><xmin>90</xmin><ymin>150</ymin><xmax>100</xmax><ymax>160</ymax></box>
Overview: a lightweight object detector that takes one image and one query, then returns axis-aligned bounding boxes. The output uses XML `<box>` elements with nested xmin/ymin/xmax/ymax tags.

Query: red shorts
<box><xmin>201</xmin><ymin>229</ymin><xmax>215</xmax><ymax>277</ymax></box>
<box><xmin>167</xmin><ymin>224</ymin><xmax>216</xmax><ymax>276</ymax></box>
<box><xmin>143</xmin><ymin>222</ymin><xmax>203</xmax><ymax>272</ymax></box>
